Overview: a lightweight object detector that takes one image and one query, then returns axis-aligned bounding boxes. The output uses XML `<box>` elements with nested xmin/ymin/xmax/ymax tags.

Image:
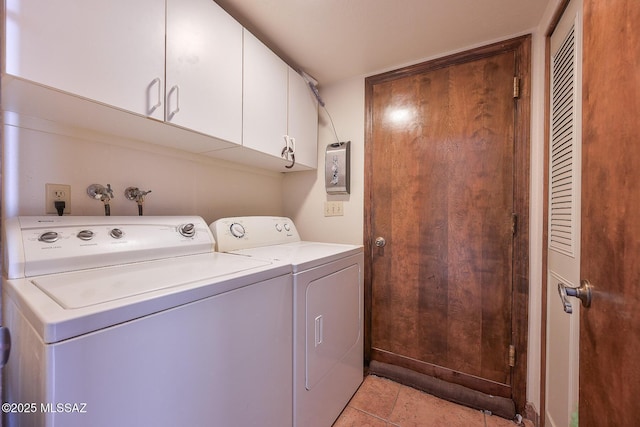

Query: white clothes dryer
<box><xmin>3</xmin><ymin>216</ymin><xmax>293</xmax><ymax>427</ymax></box>
<box><xmin>210</xmin><ymin>216</ymin><xmax>364</xmax><ymax>427</ymax></box>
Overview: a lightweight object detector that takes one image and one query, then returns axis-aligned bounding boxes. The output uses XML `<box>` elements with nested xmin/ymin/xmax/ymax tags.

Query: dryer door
<box><xmin>302</xmin><ymin>262</ymin><xmax>361</xmax><ymax>389</ymax></box>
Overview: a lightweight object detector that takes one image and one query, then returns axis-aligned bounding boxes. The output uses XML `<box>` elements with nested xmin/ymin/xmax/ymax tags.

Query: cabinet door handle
<box><xmin>281</xmin><ymin>135</ymin><xmax>296</xmax><ymax>169</ymax></box>
<box><xmin>285</xmin><ymin>152</ymin><xmax>295</xmax><ymax>169</ymax></box>
<box><xmin>168</xmin><ymin>85</ymin><xmax>180</xmax><ymax>119</ymax></box>
<box><xmin>282</xmin><ymin>135</ymin><xmax>291</xmax><ymax>156</ymax></box>
<box><xmin>285</xmin><ymin>137</ymin><xmax>296</xmax><ymax>169</ymax></box>
<box><xmin>149</xmin><ymin>77</ymin><xmax>162</xmax><ymax>115</ymax></box>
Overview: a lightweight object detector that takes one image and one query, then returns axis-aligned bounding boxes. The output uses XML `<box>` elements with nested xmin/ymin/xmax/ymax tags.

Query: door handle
<box><xmin>167</xmin><ymin>85</ymin><xmax>180</xmax><ymax>119</ymax></box>
<box><xmin>374</xmin><ymin>237</ymin><xmax>386</xmax><ymax>247</ymax></box>
<box><xmin>558</xmin><ymin>280</ymin><xmax>592</xmax><ymax>314</ymax></box>
<box><xmin>281</xmin><ymin>136</ymin><xmax>296</xmax><ymax>169</ymax></box>
<box><xmin>149</xmin><ymin>77</ymin><xmax>162</xmax><ymax>115</ymax></box>
<box><xmin>314</xmin><ymin>315</ymin><xmax>323</xmax><ymax>347</ymax></box>
<box><xmin>0</xmin><ymin>326</ymin><xmax>10</xmax><ymax>367</ymax></box>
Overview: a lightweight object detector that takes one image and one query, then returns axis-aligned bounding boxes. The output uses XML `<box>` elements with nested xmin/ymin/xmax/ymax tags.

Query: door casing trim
<box><xmin>540</xmin><ymin>2</ymin><xmax>572</xmax><ymax>425</ymax></box>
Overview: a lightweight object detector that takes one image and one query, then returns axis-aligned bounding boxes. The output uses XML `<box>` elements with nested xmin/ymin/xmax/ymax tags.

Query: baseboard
<box><xmin>369</xmin><ymin>360</ymin><xmax>517</xmax><ymax>420</ymax></box>
<box><xmin>524</xmin><ymin>402</ymin><xmax>540</xmax><ymax>427</ymax></box>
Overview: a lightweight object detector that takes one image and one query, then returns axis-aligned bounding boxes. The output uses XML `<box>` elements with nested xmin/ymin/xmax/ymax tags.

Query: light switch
<box><xmin>324</xmin><ymin>201</ymin><xmax>344</xmax><ymax>217</ymax></box>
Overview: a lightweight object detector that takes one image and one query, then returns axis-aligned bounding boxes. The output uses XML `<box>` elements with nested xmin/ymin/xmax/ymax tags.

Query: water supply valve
<box><xmin>87</xmin><ymin>184</ymin><xmax>114</xmax><ymax>216</ymax></box>
<box><xmin>124</xmin><ymin>187</ymin><xmax>152</xmax><ymax>216</ymax></box>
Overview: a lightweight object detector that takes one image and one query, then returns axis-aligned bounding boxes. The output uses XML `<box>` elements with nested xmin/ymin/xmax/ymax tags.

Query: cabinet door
<box><xmin>166</xmin><ymin>0</ymin><xmax>242</xmax><ymax>144</ymax></box>
<box><xmin>4</xmin><ymin>0</ymin><xmax>165</xmax><ymax>120</ymax></box>
<box><xmin>287</xmin><ymin>68</ymin><xmax>319</xmax><ymax>169</ymax></box>
<box><xmin>242</xmin><ymin>29</ymin><xmax>288</xmax><ymax>159</ymax></box>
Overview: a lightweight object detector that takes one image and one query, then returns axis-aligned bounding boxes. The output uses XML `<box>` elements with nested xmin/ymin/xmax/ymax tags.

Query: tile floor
<box><xmin>333</xmin><ymin>375</ymin><xmax>535</xmax><ymax>427</ymax></box>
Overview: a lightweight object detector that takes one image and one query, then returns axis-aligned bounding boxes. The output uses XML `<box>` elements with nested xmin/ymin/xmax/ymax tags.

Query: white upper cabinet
<box><xmin>287</xmin><ymin>68</ymin><xmax>318</xmax><ymax>169</ymax></box>
<box><xmin>242</xmin><ymin>30</ymin><xmax>289</xmax><ymax>159</ymax></box>
<box><xmin>4</xmin><ymin>0</ymin><xmax>166</xmax><ymax>120</ymax></box>
<box><xmin>242</xmin><ymin>30</ymin><xmax>318</xmax><ymax>171</ymax></box>
<box><xmin>4</xmin><ymin>0</ymin><xmax>242</xmax><ymax>145</ymax></box>
<box><xmin>3</xmin><ymin>1</ymin><xmax>315</xmax><ymax>170</ymax></box>
<box><xmin>166</xmin><ymin>0</ymin><xmax>242</xmax><ymax>144</ymax></box>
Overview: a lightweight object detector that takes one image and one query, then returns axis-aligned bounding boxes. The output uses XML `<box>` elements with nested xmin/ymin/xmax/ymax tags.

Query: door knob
<box><xmin>558</xmin><ymin>280</ymin><xmax>592</xmax><ymax>314</ymax></box>
<box><xmin>374</xmin><ymin>237</ymin><xmax>386</xmax><ymax>247</ymax></box>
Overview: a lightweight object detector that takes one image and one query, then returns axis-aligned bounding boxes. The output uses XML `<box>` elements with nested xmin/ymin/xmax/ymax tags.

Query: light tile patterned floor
<box><xmin>333</xmin><ymin>375</ymin><xmax>534</xmax><ymax>427</ymax></box>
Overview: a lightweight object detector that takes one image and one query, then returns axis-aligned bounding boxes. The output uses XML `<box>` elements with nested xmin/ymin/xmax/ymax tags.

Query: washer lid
<box><xmin>5</xmin><ymin>252</ymin><xmax>290</xmax><ymax>344</ymax></box>
<box><xmin>31</xmin><ymin>253</ymin><xmax>271</xmax><ymax>309</ymax></box>
<box><xmin>231</xmin><ymin>242</ymin><xmax>363</xmax><ymax>272</ymax></box>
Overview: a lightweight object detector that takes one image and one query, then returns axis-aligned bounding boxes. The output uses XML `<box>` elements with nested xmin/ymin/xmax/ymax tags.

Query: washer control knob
<box><xmin>229</xmin><ymin>223</ymin><xmax>245</xmax><ymax>238</ymax></box>
<box><xmin>179</xmin><ymin>223</ymin><xmax>196</xmax><ymax>238</ymax></box>
<box><xmin>38</xmin><ymin>231</ymin><xmax>59</xmax><ymax>243</ymax></box>
<box><xmin>283</xmin><ymin>223</ymin><xmax>291</xmax><ymax>232</ymax></box>
<box><xmin>109</xmin><ymin>228</ymin><xmax>124</xmax><ymax>239</ymax></box>
<box><xmin>77</xmin><ymin>230</ymin><xmax>94</xmax><ymax>241</ymax></box>
<box><xmin>275</xmin><ymin>223</ymin><xmax>283</xmax><ymax>232</ymax></box>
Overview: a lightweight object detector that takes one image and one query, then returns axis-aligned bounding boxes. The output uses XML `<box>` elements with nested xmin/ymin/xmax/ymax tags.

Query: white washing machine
<box><xmin>210</xmin><ymin>216</ymin><xmax>364</xmax><ymax>427</ymax></box>
<box><xmin>2</xmin><ymin>216</ymin><xmax>293</xmax><ymax>427</ymax></box>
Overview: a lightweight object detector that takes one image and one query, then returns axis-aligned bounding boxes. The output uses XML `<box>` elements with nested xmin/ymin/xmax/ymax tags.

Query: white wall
<box><xmin>283</xmin><ymin>77</ymin><xmax>365</xmax><ymax>245</ymax></box>
<box><xmin>2</xmin><ymin>114</ymin><xmax>284</xmax><ymax>223</ymax></box>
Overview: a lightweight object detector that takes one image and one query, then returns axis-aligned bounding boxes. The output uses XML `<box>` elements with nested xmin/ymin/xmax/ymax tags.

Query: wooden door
<box><xmin>579</xmin><ymin>0</ymin><xmax>640</xmax><ymax>424</ymax></box>
<box><xmin>365</xmin><ymin>37</ymin><xmax>530</xmax><ymax>409</ymax></box>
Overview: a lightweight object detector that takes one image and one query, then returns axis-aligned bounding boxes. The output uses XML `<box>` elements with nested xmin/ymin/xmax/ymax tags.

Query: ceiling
<box><xmin>215</xmin><ymin>0</ymin><xmax>551</xmax><ymax>86</ymax></box>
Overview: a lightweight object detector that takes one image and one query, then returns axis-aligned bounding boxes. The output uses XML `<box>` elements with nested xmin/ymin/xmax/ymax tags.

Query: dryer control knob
<box><xmin>230</xmin><ymin>223</ymin><xmax>245</xmax><ymax>238</ymax></box>
<box><xmin>179</xmin><ymin>223</ymin><xmax>196</xmax><ymax>238</ymax></box>
<box><xmin>38</xmin><ymin>231</ymin><xmax>60</xmax><ymax>243</ymax></box>
<box><xmin>109</xmin><ymin>228</ymin><xmax>124</xmax><ymax>239</ymax></box>
<box><xmin>77</xmin><ymin>230</ymin><xmax>95</xmax><ymax>241</ymax></box>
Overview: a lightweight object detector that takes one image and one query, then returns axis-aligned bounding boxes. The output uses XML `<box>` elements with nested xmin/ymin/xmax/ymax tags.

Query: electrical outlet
<box><xmin>45</xmin><ymin>183</ymin><xmax>71</xmax><ymax>215</ymax></box>
<box><xmin>324</xmin><ymin>201</ymin><xmax>344</xmax><ymax>217</ymax></box>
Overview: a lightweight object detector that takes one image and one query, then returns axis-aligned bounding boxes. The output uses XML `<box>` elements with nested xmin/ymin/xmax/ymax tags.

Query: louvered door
<box><xmin>550</xmin><ymin>22</ymin><xmax>579</xmax><ymax>258</ymax></box>
<box><xmin>545</xmin><ymin>0</ymin><xmax>582</xmax><ymax>425</ymax></box>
